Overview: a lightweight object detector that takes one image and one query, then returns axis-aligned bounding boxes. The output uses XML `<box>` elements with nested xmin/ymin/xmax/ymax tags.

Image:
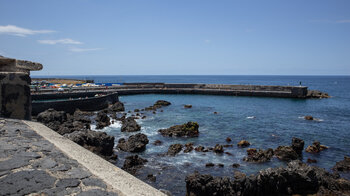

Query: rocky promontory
<box><xmin>158</xmin><ymin>122</ymin><xmax>199</xmax><ymax>137</ymax></box>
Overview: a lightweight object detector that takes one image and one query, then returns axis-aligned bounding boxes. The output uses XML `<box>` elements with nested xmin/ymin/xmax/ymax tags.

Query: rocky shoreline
<box><xmin>33</xmin><ymin>97</ymin><xmax>350</xmax><ymax>196</ymax></box>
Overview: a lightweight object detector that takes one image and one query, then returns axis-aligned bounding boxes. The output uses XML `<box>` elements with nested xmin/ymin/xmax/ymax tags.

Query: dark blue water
<box><xmin>40</xmin><ymin>75</ymin><xmax>350</xmax><ymax>195</ymax></box>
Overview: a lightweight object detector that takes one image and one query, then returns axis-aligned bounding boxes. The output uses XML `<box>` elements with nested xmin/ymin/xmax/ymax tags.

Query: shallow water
<box><xmin>85</xmin><ymin>75</ymin><xmax>350</xmax><ymax>195</ymax></box>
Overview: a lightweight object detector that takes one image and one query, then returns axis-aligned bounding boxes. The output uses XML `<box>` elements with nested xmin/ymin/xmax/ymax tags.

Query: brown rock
<box><xmin>237</xmin><ymin>140</ymin><xmax>250</xmax><ymax>148</ymax></box>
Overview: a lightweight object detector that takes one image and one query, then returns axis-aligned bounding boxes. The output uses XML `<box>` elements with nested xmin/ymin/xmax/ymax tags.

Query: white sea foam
<box><xmin>246</xmin><ymin>116</ymin><xmax>256</xmax><ymax>119</ymax></box>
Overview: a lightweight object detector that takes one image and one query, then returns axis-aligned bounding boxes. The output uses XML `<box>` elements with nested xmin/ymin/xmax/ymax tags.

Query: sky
<box><xmin>0</xmin><ymin>0</ymin><xmax>349</xmax><ymax>76</ymax></box>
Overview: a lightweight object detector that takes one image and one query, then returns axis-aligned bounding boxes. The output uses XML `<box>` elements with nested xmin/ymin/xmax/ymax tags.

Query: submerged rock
<box><xmin>65</xmin><ymin>130</ymin><xmax>115</xmax><ymax>157</ymax></box>
<box><xmin>121</xmin><ymin>117</ymin><xmax>141</xmax><ymax>132</ymax></box>
<box><xmin>292</xmin><ymin>137</ymin><xmax>305</xmax><ymax>156</ymax></box>
<box><xmin>243</xmin><ymin>148</ymin><xmax>274</xmax><ymax>163</ymax></box>
<box><xmin>117</xmin><ymin>133</ymin><xmax>149</xmax><ymax>153</ymax></box>
<box><xmin>205</xmin><ymin>163</ymin><xmax>215</xmax><ymax>167</ymax></box>
<box><xmin>155</xmin><ymin>100</ymin><xmax>171</xmax><ymax>106</ymax></box>
<box><xmin>159</xmin><ymin>122</ymin><xmax>199</xmax><ymax>137</ymax></box>
<box><xmin>226</xmin><ymin>137</ymin><xmax>232</xmax><ymax>142</ymax></box>
<box><xmin>153</xmin><ymin>140</ymin><xmax>163</xmax><ymax>146</ymax></box>
<box><xmin>306</xmin><ymin>141</ymin><xmax>328</xmax><ymax>153</ymax></box>
<box><xmin>237</xmin><ymin>140</ymin><xmax>250</xmax><ymax>148</ymax></box>
<box><xmin>333</xmin><ymin>156</ymin><xmax>350</xmax><ymax>172</ymax></box>
<box><xmin>186</xmin><ymin>160</ymin><xmax>350</xmax><ymax>196</ymax></box>
<box><xmin>167</xmin><ymin>144</ymin><xmax>183</xmax><ymax>156</ymax></box>
<box><xmin>122</xmin><ymin>155</ymin><xmax>147</xmax><ymax>174</ymax></box>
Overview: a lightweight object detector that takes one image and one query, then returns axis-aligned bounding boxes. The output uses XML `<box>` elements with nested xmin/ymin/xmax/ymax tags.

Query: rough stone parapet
<box><xmin>0</xmin><ymin>56</ymin><xmax>43</xmax><ymax>74</ymax></box>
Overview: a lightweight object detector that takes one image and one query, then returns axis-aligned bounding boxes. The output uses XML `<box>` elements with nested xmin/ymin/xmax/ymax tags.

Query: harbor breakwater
<box><xmin>33</xmin><ymin>83</ymin><xmax>309</xmax><ymax>98</ymax></box>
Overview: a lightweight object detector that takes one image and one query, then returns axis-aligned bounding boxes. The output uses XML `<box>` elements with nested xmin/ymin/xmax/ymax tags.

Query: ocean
<box><xmin>35</xmin><ymin>75</ymin><xmax>350</xmax><ymax>195</ymax></box>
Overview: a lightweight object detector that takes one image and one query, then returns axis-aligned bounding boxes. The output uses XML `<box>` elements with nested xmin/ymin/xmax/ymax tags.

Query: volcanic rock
<box><xmin>65</xmin><ymin>130</ymin><xmax>115</xmax><ymax>157</ymax></box>
<box><xmin>95</xmin><ymin>110</ymin><xmax>110</xmax><ymax>129</ymax></box>
<box><xmin>213</xmin><ymin>144</ymin><xmax>224</xmax><ymax>154</ymax></box>
<box><xmin>167</xmin><ymin>144</ymin><xmax>183</xmax><ymax>156</ymax></box>
<box><xmin>158</xmin><ymin>122</ymin><xmax>199</xmax><ymax>137</ymax></box>
<box><xmin>117</xmin><ymin>133</ymin><xmax>149</xmax><ymax>153</ymax></box>
<box><xmin>121</xmin><ymin>117</ymin><xmax>141</xmax><ymax>132</ymax></box>
<box><xmin>205</xmin><ymin>163</ymin><xmax>215</xmax><ymax>167</ymax></box>
<box><xmin>292</xmin><ymin>137</ymin><xmax>305</xmax><ymax>156</ymax></box>
<box><xmin>307</xmin><ymin>90</ymin><xmax>331</xmax><ymax>98</ymax></box>
<box><xmin>110</xmin><ymin>101</ymin><xmax>125</xmax><ymax>112</ymax></box>
<box><xmin>184</xmin><ymin>143</ymin><xmax>194</xmax><ymax>153</ymax></box>
<box><xmin>304</xmin><ymin>115</ymin><xmax>314</xmax><ymax>120</ymax></box>
<box><xmin>186</xmin><ymin>160</ymin><xmax>350</xmax><ymax>196</ymax></box>
<box><xmin>153</xmin><ymin>140</ymin><xmax>162</xmax><ymax>146</ymax></box>
<box><xmin>274</xmin><ymin>146</ymin><xmax>299</xmax><ymax>161</ymax></box>
<box><xmin>184</xmin><ymin>104</ymin><xmax>192</xmax><ymax>108</ymax></box>
<box><xmin>333</xmin><ymin>156</ymin><xmax>350</xmax><ymax>172</ymax></box>
<box><xmin>243</xmin><ymin>148</ymin><xmax>274</xmax><ymax>163</ymax></box>
<box><xmin>122</xmin><ymin>155</ymin><xmax>147</xmax><ymax>174</ymax></box>
<box><xmin>226</xmin><ymin>137</ymin><xmax>232</xmax><ymax>142</ymax></box>
<box><xmin>237</xmin><ymin>140</ymin><xmax>250</xmax><ymax>148</ymax></box>
<box><xmin>306</xmin><ymin>141</ymin><xmax>328</xmax><ymax>153</ymax></box>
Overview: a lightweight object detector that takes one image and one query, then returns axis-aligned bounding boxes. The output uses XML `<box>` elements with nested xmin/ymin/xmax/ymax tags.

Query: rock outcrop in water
<box><xmin>65</xmin><ymin>130</ymin><xmax>115</xmax><ymax>157</ymax></box>
<box><xmin>167</xmin><ymin>144</ymin><xmax>183</xmax><ymax>156</ymax></box>
<box><xmin>186</xmin><ymin>160</ymin><xmax>350</xmax><ymax>196</ymax></box>
<box><xmin>243</xmin><ymin>148</ymin><xmax>274</xmax><ymax>163</ymax></box>
<box><xmin>145</xmin><ymin>100</ymin><xmax>171</xmax><ymax>111</ymax></box>
<box><xmin>333</xmin><ymin>156</ymin><xmax>350</xmax><ymax>172</ymax></box>
<box><xmin>95</xmin><ymin>110</ymin><xmax>110</xmax><ymax>129</ymax></box>
<box><xmin>109</xmin><ymin>101</ymin><xmax>125</xmax><ymax>112</ymax></box>
<box><xmin>274</xmin><ymin>137</ymin><xmax>305</xmax><ymax>161</ymax></box>
<box><xmin>121</xmin><ymin>117</ymin><xmax>141</xmax><ymax>132</ymax></box>
<box><xmin>237</xmin><ymin>140</ymin><xmax>250</xmax><ymax>148</ymax></box>
<box><xmin>307</xmin><ymin>90</ymin><xmax>331</xmax><ymax>98</ymax></box>
<box><xmin>117</xmin><ymin>133</ymin><xmax>149</xmax><ymax>152</ymax></box>
<box><xmin>37</xmin><ymin>108</ymin><xmax>68</xmax><ymax>131</ymax></box>
<box><xmin>158</xmin><ymin>122</ymin><xmax>199</xmax><ymax>137</ymax></box>
<box><xmin>122</xmin><ymin>155</ymin><xmax>147</xmax><ymax>174</ymax></box>
<box><xmin>306</xmin><ymin>141</ymin><xmax>328</xmax><ymax>153</ymax></box>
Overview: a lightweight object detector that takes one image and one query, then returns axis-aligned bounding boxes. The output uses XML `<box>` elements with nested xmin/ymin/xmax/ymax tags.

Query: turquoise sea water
<box><xmin>39</xmin><ymin>75</ymin><xmax>350</xmax><ymax>195</ymax></box>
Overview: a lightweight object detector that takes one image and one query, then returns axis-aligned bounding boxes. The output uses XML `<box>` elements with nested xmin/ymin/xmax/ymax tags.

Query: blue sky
<box><xmin>0</xmin><ymin>0</ymin><xmax>349</xmax><ymax>75</ymax></box>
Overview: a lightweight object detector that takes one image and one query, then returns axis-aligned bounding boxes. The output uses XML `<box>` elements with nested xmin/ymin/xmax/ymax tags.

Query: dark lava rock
<box><xmin>205</xmin><ymin>163</ymin><xmax>215</xmax><ymax>167</ymax></box>
<box><xmin>306</xmin><ymin>141</ymin><xmax>328</xmax><ymax>153</ymax></box>
<box><xmin>153</xmin><ymin>140</ymin><xmax>162</xmax><ymax>146</ymax></box>
<box><xmin>122</xmin><ymin>155</ymin><xmax>147</xmax><ymax>174</ymax></box>
<box><xmin>155</xmin><ymin>100</ymin><xmax>171</xmax><ymax>106</ymax></box>
<box><xmin>195</xmin><ymin>146</ymin><xmax>205</xmax><ymax>152</ymax></box>
<box><xmin>304</xmin><ymin>115</ymin><xmax>314</xmax><ymax>120</ymax></box>
<box><xmin>232</xmin><ymin>163</ymin><xmax>240</xmax><ymax>168</ymax></box>
<box><xmin>333</xmin><ymin>156</ymin><xmax>350</xmax><ymax>172</ymax></box>
<box><xmin>226</xmin><ymin>137</ymin><xmax>232</xmax><ymax>142</ymax></box>
<box><xmin>223</xmin><ymin>144</ymin><xmax>233</xmax><ymax>148</ymax></box>
<box><xmin>167</xmin><ymin>144</ymin><xmax>183</xmax><ymax>156</ymax></box>
<box><xmin>134</xmin><ymin>109</ymin><xmax>140</xmax><ymax>112</ymax></box>
<box><xmin>73</xmin><ymin>109</ymin><xmax>92</xmax><ymax>124</ymax></box>
<box><xmin>217</xmin><ymin>163</ymin><xmax>224</xmax><ymax>167</ymax></box>
<box><xmin>110</xmin><ymin>101</ymin><xmax>125</xmax><ymax>112</ymax></box>
<box><xmin>307</xmin><ymin>90</ymin><xmax>331</xmax><ymax>98</ymax></box>
<box><xmin>121</xmin><ymin>117</ymin><xmax>141</xmax><ymax>132</ymax></box>
<box><xmin>147</xmin><ymin>174</ymin><xmax>156</xmax><ymax>182</ymax></box>
<box><xmin>274</xmin><ymin>146</ymin><xmax>299</xmax><ymax>161</ymax></box>
<box><xmin>158</xmin><ymin>122</ymin><xmax>199</xmax><ymax>137</ymax></box>
<box><xmin>237</xmin><ymin>140</ymin><xmax>250</xmax><ymax>148</ymax></box>
<box><xmin>186</xmin><ymin>160</ymin><xmax>350</xmax><ymax>196</ymax></box>
<box><xmin>117</xmin><ymin>133</ymin><xmax>149</xmax><ymax>153</ymax></box>
<box><xmin>95</xmin><ymin>110</ymin><xmax>110</xmax><ymax>129</ymax></box>
<box><xmin>233</xmin><ymin>171</ymin><xmax>246</xmax><ymax>180</ymax></box>
<box><xmin>307</xmin><ymin>158</ymin><xmax>318</xmax><ymax>163</ymax></box>
<box><xmin>184</xmin><ymin>143</ymin><xmax>194</xmax><ymax>153</ymax></box>
<box><xmin>225</xmin><ymin>152</ymin><xmax>233</xmax><ymax>156</ymax></box>
<box><xmin>184</xmin><ymin>104</ymin><xmax>192</xmax><ymax>108</ymax></box>
<box><xmin>37</xmin><ymin>108</ymin><xmax>67</xmax><ymax>124</ymax></box>
<box><xmin>213</xmin><ymin>144</ymin><xmax>224</xmax><ymax>154</ymax></box>
<box><xmin>292</xmin><ymin>137</ymin><xmax>305</xmax><ymax>156</ymax></box>
<box><xmin>243</xmin><ymin>148</ymin><xmax>274</xmax><ymax>163</ymax></box>
<box><xmin>65</xmin><ymin>130</ymin><xmax>114</xmax><ymax>156</ymax></box>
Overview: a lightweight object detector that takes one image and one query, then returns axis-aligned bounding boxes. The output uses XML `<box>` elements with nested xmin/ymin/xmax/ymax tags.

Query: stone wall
<box><xmin>0</xmin><ymin>72</ymin><xmax>32</xmax><ymax>120</ymax></box>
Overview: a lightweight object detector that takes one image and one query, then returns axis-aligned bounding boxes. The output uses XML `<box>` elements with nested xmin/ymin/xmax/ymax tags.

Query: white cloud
<box><xmin>0</xmin><ymin>25</ymin><xmax>54</xmax><ymax>37</ymax></box>
<box><xmin>69</xmin><ymin>47</ymin><xmax>103</xmax><ymax>52</ymax></box>
<box><xmin>336</xmin><ymin>20</ymin><xmax>350</xmax><ymax>24</ymax></box>
<box><xmin>38</xmin><ymin>38</ymin><xmax>82</xmax><ymax>45</ymax></box>
<box><xmin>204</xmin><ymin>39</ymin><xmax>211</xmax><ymax>43</ymax></box>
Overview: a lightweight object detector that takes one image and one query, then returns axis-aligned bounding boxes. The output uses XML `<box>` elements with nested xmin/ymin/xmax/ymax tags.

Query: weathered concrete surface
<box><xmin>23</xmin><ymin>120</ymin><xmax>166</xmax><ymax>196</ymax></box>
<box><xmin>0</xmin><ymin>72</ymin><xmax>32</xmax><ymax>120</ymax></box>
<box><xmin>0</xmin><ymin>56</ymin><xmax>43</xmax><ymax>74</ymax></box>
<box><xmin>0</xmin><ymin>118</ymin><xmax>118</xmax><ymax>196</ymax></box>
